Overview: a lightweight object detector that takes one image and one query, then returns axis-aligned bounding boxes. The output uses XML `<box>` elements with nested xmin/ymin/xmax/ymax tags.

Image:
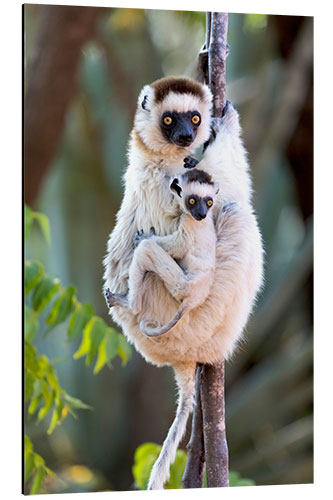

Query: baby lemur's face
<box><xmin>170</xmin><ymin>169</ymin><xmax>219</xmax><ymax>221</ymax></box>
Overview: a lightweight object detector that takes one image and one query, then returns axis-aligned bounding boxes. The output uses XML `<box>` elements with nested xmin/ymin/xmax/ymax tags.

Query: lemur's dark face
<box><xmin>160</xmin><ymin>111</ymin><xmax>201</xmax><ymax>148</ymax></box>
<box><xmin>185</xmin><ymin>194</ymin><xmax>213</xmax><ymax>221</ymax></box>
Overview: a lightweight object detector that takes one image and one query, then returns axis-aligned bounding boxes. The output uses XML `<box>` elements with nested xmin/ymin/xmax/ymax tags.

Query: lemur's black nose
<box><xmin>178</xmin><ymin>134</ymin><xmax>193</xmax><ymax>146</ymax></box>
<box><xmin>196</xmin><ymin>212</ymin><xmax>206</xmax><ymax>220</ymax></box>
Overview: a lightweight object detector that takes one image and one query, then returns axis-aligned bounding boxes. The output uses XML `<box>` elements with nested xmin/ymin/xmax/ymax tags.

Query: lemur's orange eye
<box><xmin>207</xmin><ymin>199</ymin><xmax>213</xmax><ymax>207</ymax></box>
<box><xmin>189</xmin><ymin>198</ymin><xmax>196</xmax><ymax>205</ymax></box>
<box><xmin>192</xmin><ymin>115</ymin><xmax>200</xmax><ymax>125</ymax></box>
<box><xmin>163</xmin><ymin>116</ymin><xmax>173</xmax><ymax>125</ymax></box>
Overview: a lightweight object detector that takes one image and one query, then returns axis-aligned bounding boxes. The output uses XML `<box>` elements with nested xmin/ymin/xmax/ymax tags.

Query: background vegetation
<box><xmin>24</xmin><ymin>5</ymin><xmax>313</xmax><ymax>493</ymax></box>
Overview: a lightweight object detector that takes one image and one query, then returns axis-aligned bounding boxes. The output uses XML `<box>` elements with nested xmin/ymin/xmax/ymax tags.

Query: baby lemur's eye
<box><xmin>191</xmin><ymin>115</ymin><xmax>201</xmax><ymax>125</ymax></box>
<box><xmin>189</xmin><ymin>198</ymin><xmax>196</xmax><ymax>205</ymax></box>
<box><xmin>206</xmin><ymin>199</ymin><xmax>213</xmax><ymax>207</ymax></box>
<box><xmin>163</xmin><ymin>116</ymin><xmax>173</xmax><ymax>126</ymax></box>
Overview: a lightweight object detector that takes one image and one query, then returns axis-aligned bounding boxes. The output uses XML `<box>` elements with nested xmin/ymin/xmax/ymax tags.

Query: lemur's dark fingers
<box><xmin>150</xmin><ymin>227</ymin><xmax>156</xmax><ymax>236</ymax></box>
<box><xmin>184</xmin><ymin>156</ymin><xmax>199</xmax><ymax>169</ymax></box>
<box><xmin>104</xmin><ymin>288</ymin><xmax>115</xmax><ymax>308</ymax></box>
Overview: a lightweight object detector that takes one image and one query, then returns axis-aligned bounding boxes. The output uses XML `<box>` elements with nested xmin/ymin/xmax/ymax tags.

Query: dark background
<box><xmin>24</xmin><ymin>5</ymin><xmax>313</xmax><ymax>493</ymax></box>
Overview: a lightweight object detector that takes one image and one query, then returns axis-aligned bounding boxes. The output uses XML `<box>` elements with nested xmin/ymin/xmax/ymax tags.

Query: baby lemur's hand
<box><xmin>133</xmin><ymin>227</ymin><xmax>156</xmax><ymax>247</ymax></box>
<box><xmin>184</xmin><ymin>156</ymin><xmax>199</xmax><ymax>169</ymax></box>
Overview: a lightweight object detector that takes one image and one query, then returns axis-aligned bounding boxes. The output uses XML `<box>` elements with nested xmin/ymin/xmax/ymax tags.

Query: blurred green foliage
<box><xmin>24</xmin><ymin>206</ymin><xmax>131</xmax><ymax>493</ymax></box>
<box><xmin>133</xmin><ymin>442</ymin><xmax>255</xmax><ymax>489</ymax></box>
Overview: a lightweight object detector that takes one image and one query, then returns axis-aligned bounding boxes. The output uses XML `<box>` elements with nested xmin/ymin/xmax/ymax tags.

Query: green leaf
<box><xmin>167</xmin><ymin>450</ymin><xmax>187</xmax><ymax>489</ymax></box>
<box><xmin>32</xmin><ymin>275</ymin><xmax>60</xmax><ymax>313</ymax></box>
<box><xmin>93</xmin><ymin>329</ymin><xmax>119</xmax><ymax>374</ymax></box>
<box><xmin>24</xmin><ymin>372</ymin><xmax>35</xmax><ymax>401</ymax></box>
<box><xmin>28</xmin><ymin>380</ymin><xmax>43</xmax><ymax>415</ymax></box>
<box><xmin>25</xmin><ymin>205</ymin><xmax>34</xmax><ymax>241</ymax></box>
<box><xmin>24</xmin><ymin>436</ymin><xmax>33</xmax><ymax>460</ymax></box>
<box><xmin>74</xmin><ymin>317</ymin><xmax>106</xmax><ymax>365</ymax></box>
<box><xmin>93</xmin><ymin>336</ymin><xmax>108</xmax><ymax>374</ymax></box>
<box><xmin>46</xmin><ymin>286</ymin><xmax>76</xmax><ymax>328</ymax></box>
<box><xmin>117</xmin><ymin>333</ymin><xmax>132</xmax><ymax>366</ymax></box>
<box><xmin>30</xmin><ymin>466</ymin><xmax>47</xmax><ymax>494</ymax></box>
<box><xmin>67</xmin><ymin>303</ymin><xmax>94</xmax><ymax>341</ymax></box>
<box><xmin>24</xmin><ymin>306</ymin><xmax>39</xmax><ymax>343</ymax></box>
<box><xmin>105</xmin><ymin>329</ymin><xmax>120</xmax><ymax>361</ymax></box>
<box><xmin>24</xmin><ymin>452</ymin><xmax>35</xmax><ymax>483</ymax></box>
<box><xmin>86</xmin><ymin>318</ymin><xmax>107</xmax><ymax>365</ymax></box>
<box><xmin>37</xmin><ymin>382</ymin><xmax>54</xmax><ymax>422</ymax></box>
<box><xmin>25</xmin><ymin>260</ymin><xmax>44</xmax><ymax>296</ymax></box>
<box><xmin>34</xmin><ymin>212</ymin><xmax>51</xmax><ymax>245</ymax></box>
<box><xmin>63</xmin><ymin>393</ymin><xmax>92</xmax><ymax>410</ymax></box>
<box><xmin>132</xmin><ymin>442</ymin><xmax>161</xmax><ymax>490</ymax></box>
<box><xmin>47</xmin><ymin>399</ymin><xmax>64</xmax><ymax>434</ymax></box>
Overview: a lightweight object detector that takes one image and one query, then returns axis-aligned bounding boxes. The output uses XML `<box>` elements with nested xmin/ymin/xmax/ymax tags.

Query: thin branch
<box><xmin>201</xmin><ymin>362</ymin><xmax>229</xmax><ymax>487</ymax></box>
<box><xmin>184</xmin><ymin>12</ymin><xmax>230</xmax><ymax>490</ymax></box>
<box><xmin>182</xmin><ymin>365</ymin><xmax>205</xmax><ymax>488</ymax></box>
<box><xmin>201</xmin><ymin>12</ymin><xmax>230</xmax><ymax>488</ymax></box>
<box><xmin>208</xmin><ymin>12</ymin><xmax>229</xmax><ymax>116</ymax></box>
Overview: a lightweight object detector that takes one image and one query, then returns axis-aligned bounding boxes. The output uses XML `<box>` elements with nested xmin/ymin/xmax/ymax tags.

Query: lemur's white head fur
<box><xmin>134</xmin><ymin>77</ymin><xmax>212</xmax><ymax>159</ymax></box>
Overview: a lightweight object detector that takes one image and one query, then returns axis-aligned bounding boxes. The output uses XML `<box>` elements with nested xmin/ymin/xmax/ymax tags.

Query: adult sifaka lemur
<box><xmin>103</xmin><ymin>77</ymin><xmax>264</xmax><ymax>489</ymax></box>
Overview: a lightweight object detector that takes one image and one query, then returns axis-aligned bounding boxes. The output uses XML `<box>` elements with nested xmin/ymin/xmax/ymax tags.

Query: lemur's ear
<box><xmin>170</xmin><ymin>178</ymin><xmax>182</xmax><ymax>197</ymax></box>
<box><xmin>138</xmin><ymin>85</ymin><xmax>153</xmax><ymax>112</ymax></box>
<box><xmin>141</xmin><ymin>95</ymin><xmax>149</xmax><ymax>110</ymax></box>
<box><xmin>214</xmin><ymin>182</ymin><xmax>220</xmax><ymax>195</ymax></box>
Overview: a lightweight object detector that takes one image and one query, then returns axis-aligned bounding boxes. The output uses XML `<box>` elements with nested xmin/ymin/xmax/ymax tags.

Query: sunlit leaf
<box><xmin>25</xmin><ymin>306</ymin><xmax>39</xmax><ymax>343</ymax></box>
<box><xmin>86</xmin><ymin>317</ymin><xmax>107</xmax><ymax>365</ymax></box>
<box><xmin>167</xmin><ymin>450</ymin><xmax>187</xmax><ymax>489</ymax></box>
<box><xmin>93</xmin><ymin>336</ymin><xmax>108</xmax><ymax>374</ymax></box>
<box><xmin>24</xmin><ymin>452</ymin><xmax>35</xmax><ymax>483</ymax></box>
<box><xmin>63</xmin><ymin>393</ymin><xmax>92</xmax><ymax>410</ymax></box>
<box><xmin>67</xmin><ymin>303</ymin><xmax>94</xmax><ymax>341</ymax></box>
<box><xmin>30</xmin><ymin>466</ymin><xmax>47</xmax><ymax>494</ymax></box>
<box><xmin>25</xmin><ymin>260</ymin><xmax>44</xmax><ymax>296</ymax></box>
<box><xmin>93</xmin><ymin>329</ymin><xmax>119</xmax><ymax>374</ymax></box>
<box><xmin>37</xmin><ymin>382</ymin><xmax>54</xmax><ymax>422</ymax></box>
<box><xmin>28</xmin><ymin>380</ymin><xmax>43</xmax><ymax>415</ymax></box>
<box><xmin>117</xmin><ymin>333</ymin><xmax>132</xmax><ymax>366</ymax></box>
<box><xmin>24</xmin><ymin>205</ymin><xmax>34</xmax><ymax>241</ymax></box>
<box><xmin>132</xmin><ymin>442</ymin><xmax>161</xmax><ymax>490</ymax></box>
<box><xmin>24</xmin><ymin>372</ymin><xmax>35</xmax><ymax>401</ymax></box>
<box><xmin>32</xmin><ymin>275</ymin><xmax>60</xmax><ymax>313</ymax></box>
<box><xmin>46</xmin><ymin>285</ymin><xmax>76</xmax><ymax>328</ymax></box>
<box><xmin>24</xmin><ymin>436</ymin><xmax>33</xmax><ymax>460</ymax></box>
<box><xmin>34</xmin><ymin>211</ymin><xmax>51</xmax><ymax>245</ymax></box>
<box><xmin>47</xmin><ymin>399</ymin><xmax>64</xmax><ymax>434</ymax></box>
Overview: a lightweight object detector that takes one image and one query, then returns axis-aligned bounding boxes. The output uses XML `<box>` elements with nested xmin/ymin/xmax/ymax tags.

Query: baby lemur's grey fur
<box><xmin>105</xmin><ymin>168</ymin><xmax>219</xmax><ymax>337</ymax></box>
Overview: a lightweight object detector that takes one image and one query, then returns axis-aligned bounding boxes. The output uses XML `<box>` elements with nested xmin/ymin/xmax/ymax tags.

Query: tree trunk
<box><xmin>24</xmin><ymin>5</ymin><xmax>104</xmax><ymax>206</ymax></box>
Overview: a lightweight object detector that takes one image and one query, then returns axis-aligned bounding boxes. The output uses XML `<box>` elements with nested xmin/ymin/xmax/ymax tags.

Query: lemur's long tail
<box><xmin>140</xmin><ymin>305</ymin><xmax>188</xmax><ymax>337</ymax></box>
<box><xmin>147</xmin><ymin>363</ymin><xmax>196</xmax><ymax>490</ymax></box>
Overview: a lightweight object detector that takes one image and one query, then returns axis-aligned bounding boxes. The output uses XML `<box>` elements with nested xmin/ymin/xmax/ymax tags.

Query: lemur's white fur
<box><xmin>107</xmin><ymin>173</ymin><xmax>218</xmax><ymax>336</ymax></box>
<box><xmin>103</xmin><ymin>77</ymin><xmax>264</xmax><ymax>489</ymax></box>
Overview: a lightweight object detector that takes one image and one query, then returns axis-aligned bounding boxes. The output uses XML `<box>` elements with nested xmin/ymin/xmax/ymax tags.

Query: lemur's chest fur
<box><xmin>131</xmin><ymin>161</ymin><xmax>182</xmax><ymax>236</ymax></box>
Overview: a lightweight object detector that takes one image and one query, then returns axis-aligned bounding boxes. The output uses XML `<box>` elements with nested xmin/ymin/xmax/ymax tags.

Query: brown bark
<box><xmin>201</xmin><ymin>362</ymin><xmax>229</xmax><ymax>487</ymax></box>
<box><xmin>208</xmin><ymin>12</ymin><xmax>229</xmax><ymax>116</ymax></box>
<box><xmin>24</xmin><ymin>5</ymin><xmax>105</xmax><ymax>206</ymax></box>
<box><xmin>182</xmin><ymin>365</ymin><xmax>205</xmax><ymax>488</ymax></box>
<box><xmin>183</xmin><ymin>12</ymin><xmax>229</xmax><ymax>489</ymax></box>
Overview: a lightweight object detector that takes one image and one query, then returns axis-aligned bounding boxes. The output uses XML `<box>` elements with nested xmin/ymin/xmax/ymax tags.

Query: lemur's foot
<box><xmin>184</xmin><ymin>156</ymin><xmax>199</xmax><ymax>169</ymax></box>
<box><xmin>104</xmin><ymin>288</ymin><xmax>128</xmax><ymax>308</ymax></box>
<box><xmin>133</xmin><ymin>227</ymin><xmax>155</xmax><ymax>247</ymax></box>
